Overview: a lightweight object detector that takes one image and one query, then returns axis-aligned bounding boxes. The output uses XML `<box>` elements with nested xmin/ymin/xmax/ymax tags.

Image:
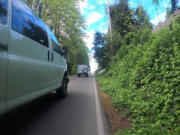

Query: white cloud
<box><xmin>89</xmin><ymin>5</ymin><xmax>96</xmax><ymax>10</ymax></box>
<box><xmin>86</xmin><ymin>12</ymin><xmax>104</xmax><ymax>25</ymax></box>
<box><xmin>83</xmin><ymin>30</ymin><xmax>95</xmax><ymax>49</ymax></box>
<box><xmin>83</xmin><ymin>30</ymin><xmax>98</xmax><ymax>73</ymax></box>
<box><xmin>128</xmin><ymin>1</ymin><xmax>137</xmax><ymax>9</ymax></box>
<box><xmin>105</xmin><ymin>0</ymin><xmax>116</xmax><ymax>5</ymax></box>
<box><xmin>148</xmin><ymin>5</ymin><xmax>154</xmax><ymax>11</ymax></box>
<box><xmin>98</xmin><ymin>0</ymin><xmax>105</xmax><ymax>5</ymax></box>
<box><xmin>99</xmin><ymin>28</ymin><xmax>108</xmax><ymax>34</ymax></box>
<box><xmin>150</xmin><ymin>12</ymin><xmax>166</xmax><ymax>26</ymax></box>
<box><xmin>89</xmin><ymin>53</ymin><xmax>98</xmax><ymax>73</ymax></box>
<box><xmin>99</xmin><ymin>22</ymin><xmax>108</xmax><ymax>33</ymax></box>
<box><xmin>79</xmin><ymin>0</ymin><xmax>88</xmax><ymax>14</ymax></box>
<box><xmin>161</xmin><ymin>1</ymin><xmax>170</xmax><ymax>9</ymax></box>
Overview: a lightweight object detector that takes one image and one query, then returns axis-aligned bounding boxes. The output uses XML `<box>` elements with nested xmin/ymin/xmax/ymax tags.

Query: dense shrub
<box><xmin>98</xmin><ymin>22</ymin><xmax>180</xmax><ymax>135</ymax></box>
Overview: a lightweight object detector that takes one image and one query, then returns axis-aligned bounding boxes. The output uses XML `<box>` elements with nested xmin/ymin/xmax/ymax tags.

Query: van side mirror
<box><xmin>61</xmin><ymin>46</ymin><xmax>68</xmax><ymax>56</ymax></box>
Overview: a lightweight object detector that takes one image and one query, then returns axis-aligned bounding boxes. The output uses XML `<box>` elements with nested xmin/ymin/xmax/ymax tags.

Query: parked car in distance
<box><xmin>0</xmin><ymin>0</ymin><xmax>69</xmax><ymax>115</ymax></box>
<box><xmin>77</xmin><ymin>65</ymin><xmax>90</xmax><ymax>77</ymax></box>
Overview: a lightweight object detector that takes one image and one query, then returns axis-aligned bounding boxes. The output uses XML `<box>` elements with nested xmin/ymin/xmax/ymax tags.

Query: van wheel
<box><xmin>56</xmin><ymin>77</ymin><xmax>68</xmax><ymax>98</ymax></box>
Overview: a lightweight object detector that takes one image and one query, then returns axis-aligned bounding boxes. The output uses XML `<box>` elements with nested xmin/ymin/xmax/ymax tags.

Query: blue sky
<box><xmin>129</xmin><ymin>0</ymin><xmax>172</xmax><ymax>25</ymax></box>
<box><xmin>79</xmin><ymin>0</ymin><xmax>178</xmax><ymax>72</ymax></box>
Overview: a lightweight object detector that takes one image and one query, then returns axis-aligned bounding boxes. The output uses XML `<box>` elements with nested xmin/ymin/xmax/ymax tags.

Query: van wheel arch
<box><xmin>56</xmin><ymin>72</ymin><xmax>69</xmax><ymax>98</ymax></box>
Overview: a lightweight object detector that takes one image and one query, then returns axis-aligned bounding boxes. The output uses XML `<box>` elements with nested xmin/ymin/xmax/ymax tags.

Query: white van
<box><xmin>77</xmin><ymin>65</ymin><xmax>90</xmax><ymax>77</ymax></box>
<box><xmin>0</xmin><ymin>0</ymin><xmax>69</xmax><ymax>115</ymax></box>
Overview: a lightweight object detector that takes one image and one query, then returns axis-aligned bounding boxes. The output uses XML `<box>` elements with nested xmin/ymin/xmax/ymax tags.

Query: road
<box><xmin>0</xmin><ymin>76</ymin><xmax>107</xmax><ymax>135</ymax></box>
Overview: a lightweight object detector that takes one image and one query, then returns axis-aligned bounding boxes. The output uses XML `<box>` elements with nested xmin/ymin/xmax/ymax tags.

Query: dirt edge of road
<box><xmin>96</xmin><ymin>79</ymin><xmax>131</xmax><ymax>134</ymax></box>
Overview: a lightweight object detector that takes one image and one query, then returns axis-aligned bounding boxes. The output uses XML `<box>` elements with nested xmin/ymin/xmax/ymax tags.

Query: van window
<box><xmin>0</xmin><ymin>0</ymin><xmax>7</xmax><ymax>25</ymax></box>
<box><xmin>33</xmin><ymin>16</ymin><xmax>49</xmax><ymax>47</ymax></box>
<box><xmin>12</xmin><ymin>0</ymin><xmax>48</xmax><ymax>47</ymax></box>
<box><xmin>50</xmin><ymin>30</ymin><xmax>60</xmax><ymax>53</ymax></box>
<box><xmin>52</xmin><ymin>39</ymin><xmax>60</xmax><ymax>54</ymax></box>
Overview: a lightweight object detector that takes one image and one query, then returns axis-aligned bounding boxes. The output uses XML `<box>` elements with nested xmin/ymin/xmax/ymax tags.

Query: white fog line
<box><xmin>93</xmin><ymin>76</ymin><xmax>106</xmax><ymax>135</ymax></box>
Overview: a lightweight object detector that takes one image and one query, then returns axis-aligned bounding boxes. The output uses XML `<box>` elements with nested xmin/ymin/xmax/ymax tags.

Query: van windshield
<box><xmin>78</xmin><ymin>65</ymin><xmax>88</xmax><ymax>72</ymax></box>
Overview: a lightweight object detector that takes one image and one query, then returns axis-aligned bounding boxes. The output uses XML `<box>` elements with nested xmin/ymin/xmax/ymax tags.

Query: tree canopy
<box><xmin>24</xmin><ymin>0</ymin><xmax>89</xmax><ymax>74</ymax></box>
<box><xmin>93</xmin><ymin>0</ymin><xmax>152</xmax><ymax>69</ymax></box>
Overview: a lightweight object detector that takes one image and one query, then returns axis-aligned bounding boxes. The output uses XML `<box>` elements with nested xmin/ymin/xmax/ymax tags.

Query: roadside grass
<box><xmin>96</xmin><ymin>18</ymin><xmax>180</xmax><ymax>135</ymax></box>
<box><xmin>96</xmin><ymin>79</ymin><xmax>131</xmax><ymax>134</ymax></box>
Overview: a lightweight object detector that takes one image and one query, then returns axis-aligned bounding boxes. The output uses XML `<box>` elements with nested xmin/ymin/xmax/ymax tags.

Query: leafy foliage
<box><xmin>93</xmin><ymin>32</ymin><xmax>107</xmax><ymax>69</ymax></box>
<box><xmin>135</xmin><ymin>5</ymin><xmax>152</xmax><ymax>27</ymax></box>
<box><xmin>24</xmin><ymin>0</ymin><xmax>89</xmax><ymax>74</ymax></box>
<box><xmin>110</xmin><ymin>0</ymin><xmax>136</xmax><ymax>37</ymax></box>
<box><xmin>98</xmin><ymin>19</ymin><xmax>180</xmax><ymax>135</ymax></box>
<box><xmin>93</xmin><ymin>0</ymin><xmax>152</xmax><ymax>70</ymax></box>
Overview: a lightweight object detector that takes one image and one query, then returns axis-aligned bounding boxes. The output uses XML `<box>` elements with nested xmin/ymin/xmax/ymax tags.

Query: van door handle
<box><xmin>48</xmin><ymin>50</ymin><xmax>50</xmax><ymax>61</ymax></box>
<box><xmin>51</xmin><ymin>52</ymin><xmax>53</xmax><ymax>62</ymax></box>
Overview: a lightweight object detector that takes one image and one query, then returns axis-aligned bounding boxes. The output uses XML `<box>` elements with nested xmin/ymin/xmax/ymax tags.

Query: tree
<box><xmin>24</xmin><ymin>0</ymin><xmax>89</xmax><ymax>74</ymax></box>
<box><xmin>171</xmin><ymin>0</ymin><xmax>177</xmax><ymax>13</ymax></box>
<box><xmin>24</xmin><ymin>0</ymin><xmax>40</xmax><ymax>9</ymax></box>
<box><xmin>166</xmin><ymin>7</ymin><xmax>171</xmax><ymax>18</ymax></box>
<box><xmin>93</xmin><ymin>32</ymin><xmax>106</xmax><ymax>68</ymax></box>
<box><xmin>94</xmin><ymin>0</ymin><xmax>152</xmax><ymax>69</ymax></box>
<box><xmin>135</xmin><ymin>5</ymin><xmax>152</xmax><ymax>28</ymax></box>
<box><xmin>104</xmin><ymin>0</ymin><xmax>137</xmax><ymax>57</ymax></box>
<box><xmin>109</xmin><ymin>0</ymin><xmax>136</xmax><ymax>37</ymax></box>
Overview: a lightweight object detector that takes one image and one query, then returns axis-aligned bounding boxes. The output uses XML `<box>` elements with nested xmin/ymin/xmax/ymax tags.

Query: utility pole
<box><xmin>106</xmin><ymin>0</ymin><xmax>113</xmax><ymax>42</ymax></box>
<box><xmin>106</xmin><ymin>0</ymin><xmax>114</xmax><ymax>56</ymax></box>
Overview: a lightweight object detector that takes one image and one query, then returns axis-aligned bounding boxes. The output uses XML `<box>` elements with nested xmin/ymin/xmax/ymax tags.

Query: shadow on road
<box><xmin>0</xmin><ymin>93</ymin><xmax>61</xmax><ymax>135</ymax></box>
<box><xmin>0</xmin><ymin>77</ymin><xmax>97</xmax><ymax>135</ymax></box>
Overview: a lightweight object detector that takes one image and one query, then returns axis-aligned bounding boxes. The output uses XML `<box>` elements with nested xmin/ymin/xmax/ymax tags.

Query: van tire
<box><xmin>56</xmin><ymin>77</ymin><xmax>68</xmax><ymax>98</ymax></box>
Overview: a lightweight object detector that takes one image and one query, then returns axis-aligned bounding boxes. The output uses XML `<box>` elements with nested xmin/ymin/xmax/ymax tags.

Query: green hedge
<box><xmin>98</xmin><ymin>21</ymin><xmax>180</xmax><ymax>135</ymax></box>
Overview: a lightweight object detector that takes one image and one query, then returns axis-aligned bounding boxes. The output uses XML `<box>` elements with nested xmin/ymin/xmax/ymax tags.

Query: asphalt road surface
<box><xmin>0</xmin><ymin>75</ymin><xmax>107</xmax><ymax>135</ymax></box>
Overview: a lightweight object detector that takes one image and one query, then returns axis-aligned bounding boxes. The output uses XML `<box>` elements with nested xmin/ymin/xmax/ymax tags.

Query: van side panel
<box><xmin>0</xmin><ymin>26</ymin><xmax>8</xmax><ymax>114</ymax></box>
<box><xmin>6</xmin><ymin>0</ymin><xmax>54</xmax><ymax>110</ymax></box>
<box><xmin>50</xmin><ymin>34</ymin><xmax>67</xmax><ymax>86</ymax></box>
<box><xmin>6</xmin><ymin>81</ymin><xmax>60</xmax><ymax>110</ymax></box>
<box><xmin>7</xmin><ymin>30</ymin><xmax>52</xmax><ymax>98</ymax></box>
<box><xmin>0</xmin><ymin>0</ymin><xmax>9</xmax><ymax>114</ymax></box>
<box><xmin>0</xmin><ymin>0</ymin><xmax>66</xmax><ymax>112</ymax></box>
<box><xmin>51</xmin><ymin>51</ymin><xmax>67</xmax><ymax>85</ymax></box>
